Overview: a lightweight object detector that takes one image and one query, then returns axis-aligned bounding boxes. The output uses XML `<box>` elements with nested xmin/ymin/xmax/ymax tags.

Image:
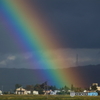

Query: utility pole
<box><xmin>2</xmin><ymin>85</ymin><xmax>3</xmax><ymax>93</ymax></box>
<box><xmin>46</xmin><ymin>81</ymin><xmax>48</xmax><ymax>99</ymax></box>
<box><xmin>76</xmin><ymin>54</ymin><xmax>78</xmax><ymax>67</ymax></box>
<box><xmin>44</xmin><ymin>80</ymin><xmax>48</xmax><ymax>99</ymax></box>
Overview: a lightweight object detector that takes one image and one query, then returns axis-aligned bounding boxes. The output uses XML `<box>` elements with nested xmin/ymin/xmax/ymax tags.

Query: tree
<box><xmin>59</xmin><ymin>85</ymin><xmax>70</xmax><ymax>95</ymax></box>
<box><xmin>91</xmin><ymin>85</ymin><xmax>97</xmax><ymax>90</ymax></box>
<box><xmin>25</xmin><ymin>85</ymin><xmax>34</xmax><ymax>91</ymax></box>
<box><xmin>14</xmin><ymin>84</ymin><xmax>22</xmax><ymax>92</ymax></box>
<box><xmin>34</xmin><ymin>84</ymin><xmax>44</xmax><ymax>94</ymax></box>
<box><xmin>64</xmin><ymin>85</ymin><xmax>70</xmax><ymax>91</ymax></box>
<box><xmin>71</xmin><ymin>84</ymin><xmax>74</xmax><ymax>91</ymax></box>
<box><xmin>74</xmin><ymin>87</ymin><xmax>84</xmax><ymax>92</ymax></box>
<box><xmin>40</xmin><ymin>81</ymin><xmax>47</xmax><ymax>90</ymax></box>
<box><xmin>49</xmin><ymin>85</ymin><xmax>57</xmax><ymax>91</ymax></box>
<box><xmin>15</xmin><ymin>84</ymin><xmax>22</xmax><ymax>89</ymax></box>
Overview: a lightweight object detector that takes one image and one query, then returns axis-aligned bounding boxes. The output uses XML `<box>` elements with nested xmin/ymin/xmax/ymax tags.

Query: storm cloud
<box><xmin>36</xmin><ymin>0</ymin><xmax>100</xmax><ymax>48</ymax></box>
<box><xmin>0</xmin><ymin>0</ymin><xmax>100</xmax><ymax>68</ymax></box>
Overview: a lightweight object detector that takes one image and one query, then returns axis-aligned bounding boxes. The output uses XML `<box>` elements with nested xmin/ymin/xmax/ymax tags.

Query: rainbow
<box><xmin>0</xmin><ymin>0</ymin><xmax>86</xmax><ymax>88</ymax></box>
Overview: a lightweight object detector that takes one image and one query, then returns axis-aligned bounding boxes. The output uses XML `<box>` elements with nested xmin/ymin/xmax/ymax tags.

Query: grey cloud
<box><xmin>1</xmin><ymin>0</ymin><xmax>100</xmax><ymax>53</ymax></box>
<box><xmin>0</xmin><ymin>49</ymin><xmax>100</xmax><ymax>69</ymax></box>
<box><xmin>0</xmin><ymin>0</ymin><xmax>100</xmax><ymax>68</ymax></box>
<box><xmin>35</xmin><ymin>0</ymin><xmax>100</xmax><ymax>48</ymax></box>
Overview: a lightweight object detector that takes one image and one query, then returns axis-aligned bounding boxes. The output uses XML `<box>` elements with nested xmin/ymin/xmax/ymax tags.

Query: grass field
<box><xmin>0</xmin><ymin>95</ymin><xmax>100</xmax><ymax>100</ymax></box>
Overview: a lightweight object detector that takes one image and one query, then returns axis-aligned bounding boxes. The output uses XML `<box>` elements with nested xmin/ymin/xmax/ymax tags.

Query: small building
<box><xmin>50</xmin><ymin>90</ymin><xmax>61</xmax><ymax>95</ymax></box>
<box><xmin>88</xmin><ymin>92</ymin><xmax>98</xmax><ymax>96</ymax></box>
<box><xmin>90</xmin><ymin>83</ymin><xmax>100</xmax><ymax>91</ymax></box>
<box><xmin>50</xmin><ymin>91</ymin><xmax>56</xmax><ymax>95</ymax></box>
<box><xmin>97</xmin><ymin>87</ymin><xmax>100</xmax><ymax>91</ymax></box>
<box><xmin>15</xmin><ymin>87</ymin><xmax>39</xmax><ymax>95</ymax></box>
<box><xmin>70</xmin><ymin>92</ymin><xmax>98</xmax><ymax>96</ymax></box>
<box><xmin>43</xmin><ymin>90</ymin><xmax>52</xmax><ymax>95</ymax></box>
<box><xmin>92</xmin><ymin>83</ymin><xmax>98</xmax><ymax>86</ymax></box>
<box><xmin>33</xmin><ymin>91</ymin><xmax>39</xmax><ymax>95</ymax></box>
<box><xmin>0</xmin><ymin>90</ymin><xmax>2</xmax><ymax>95</ymax></box>
<box><xmin>27</xmin><ymin>91</ymin><xmax>31</xmax><ymax>94</ymax></box>
<box><xmin>15</xmin><ymin>87</ymin><xmax>27</xmax><ymax>95</ymax></box>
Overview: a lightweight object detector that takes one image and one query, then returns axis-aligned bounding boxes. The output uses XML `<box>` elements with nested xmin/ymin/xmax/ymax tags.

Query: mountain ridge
<box><xmin>0</xmin><ymin>64</ymin><xmax>100</xmax><ymax>91</ymax></box>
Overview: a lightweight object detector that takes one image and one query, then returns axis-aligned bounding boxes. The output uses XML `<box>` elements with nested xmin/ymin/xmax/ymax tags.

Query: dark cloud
<box><xmin>0</xmin><ymin>0</ymin><xmax>100</xmax><ymax>53</ymax></box>
<box><xmin>35</xmin><ymin>0</ymin><xmax>100</xmax><ymax>48</ymax></box>
<box><xmin>0</xmin><ymin>23</ymin><xmax>20</xmax><ymax>53</ymax></box>
<box><xmin>0</xmin><ymin>0</ymin><xmax>100</xmax><ymax>68</ymax></box>
<box><xmin>0</xmin><ymin>49</ymin><xmax>100</xmax><ymax>69</ymax></box>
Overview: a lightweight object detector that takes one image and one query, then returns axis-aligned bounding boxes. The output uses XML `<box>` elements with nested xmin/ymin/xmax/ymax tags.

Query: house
<box><xmin>27</xmin><ymin>91</ymin><xmax>31</xmax><ymax>94</ymax></box>
<box><xmin>43</xmin><ymin>90</ymin><xmax>52</xmax><ymax>95</ymax></box>
<box><xmin>88</xmin><ymin>92</ymin><xmax>98</xmax><ymax>96</ymax></box>
<box><xmin>50</xmin><ymin>91</ymin><xmax>56</xmax><ymax>95</ymax></box>
<box><xmin>15</xmin><ymin>87</ymin><xmax>27</xmax><ymax>95</ymax></box>
<box><xmin>50</xmin><ymin>90</ymin><xmax>61</xmax><ymax>95</ymax></box>
<box><xmin>0</xmin><ymin>90</ymin><xmax>2</xmax><ymax>95</ymax></box>
<box><xmin>33</xmin><ymin>91</ymin><xmax>39</xmax><ymax>95</ymax></box>
<box><xmin>90</xmin><ymin>83</ymin><xmax>100</xmax><ymax>91</ymax></box>
<box><xmin>70</xmin><ymin>91</ymin><xmax>98</xmax><ymax>96</ymax></box>
<box><xmin>15</xmin><ymin>87</ymin><xmax>39</xmax><ymax>95</ymax></box>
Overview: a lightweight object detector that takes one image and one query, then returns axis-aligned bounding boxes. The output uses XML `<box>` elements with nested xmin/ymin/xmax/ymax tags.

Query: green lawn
<box><xmin>0</xmin><ymin>95</ymin><xmax>100</xmax><ymax>100</ymax></box>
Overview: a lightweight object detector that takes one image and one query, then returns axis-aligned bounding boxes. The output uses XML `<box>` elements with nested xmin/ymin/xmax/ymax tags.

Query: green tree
<box><xmin>14</xmin><ymin>84</ymin><xmax>22</xmax><ymax>92</ymax></box>
<box><xmin>74</xmin><ymin>87</ymin><xmax>84</xmax><ymax>92</ymax></box>
<box><xmin>71</xmin><ymin>84</ymin><xmax>74</xmax><ymax>91</ymax></box>
<box><xmin>25</xmin><ymin>85</ymin><xmax>34</xmax><ymax>91</ymax></box>
<box><xmin>91</xmin><ymin>85</ymin><xmax>97</xmax><ymax>90</ymax></box>
<box><xmin>34</xmin><ymin>84</ymin><xmax>44</xmax><ymax>94</ymax></box>
<box><xmin>49</xmin><ymin>85</ymin><xmax>57</xmax><ymax>91</ymax></box>
<box><xmin>64</xmin><ymin>85</ymin><xmax>70</xmax><ymax>91</ymax></box>
<box><xmin>15</xmin><ymin>84</ymin><xmax>22</xmax><ymax>89</ymax></box>
<box><xmin>59</xmin><ymin>85</ymin><xmax>70</xmax><ymax>95</ymax></box>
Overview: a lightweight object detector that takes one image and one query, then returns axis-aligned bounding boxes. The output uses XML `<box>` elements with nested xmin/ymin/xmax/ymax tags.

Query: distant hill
<box><xmin>0</xmin><ymin>64</ymin><xmax>100</xmax><ymax>91</ymax></box>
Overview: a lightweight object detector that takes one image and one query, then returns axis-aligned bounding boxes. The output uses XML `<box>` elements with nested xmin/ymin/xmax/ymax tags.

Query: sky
<box><xmin>0</xmin><ymin>0</ymin><xmax>100</xmax><ymax>69</ymax></box>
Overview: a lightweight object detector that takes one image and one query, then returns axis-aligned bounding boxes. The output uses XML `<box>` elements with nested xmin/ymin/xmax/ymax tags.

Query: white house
<box><xmin>27</xmin><ymin>91</ymin><xmax>31</xmax><ymax>94</ymax></box>
<box><xmin>90</xmin><ymin>83</ymin><xmax>100</xmax><ymax>91</ymax></box>
<box><xmin>43</xmin><ymin>90</ymin><xmax>52</xmax><ymax>95</ymax></box>
<box><xmin>33</xmin><ymin>91</ymin><xmax>39</xmax><ymax>95</ymax></box>
<box><xmin>50</xmin><ymin>90</ymin><xmax>61</xmax><ymax>95</ymax></box>
<box><xmin>50</xmin><ymin>91</ymin><xmax>56</xmax><ymax>95</ymax></box>
<box><xmin>0</xmin><ymin>90</ymin><xmax>2</xmax><ymax>95</ymax></box>
<box><xmin>15</xmin><ymin>87</ymin><xmax>27</xmax><ymax>95</ymax></box>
